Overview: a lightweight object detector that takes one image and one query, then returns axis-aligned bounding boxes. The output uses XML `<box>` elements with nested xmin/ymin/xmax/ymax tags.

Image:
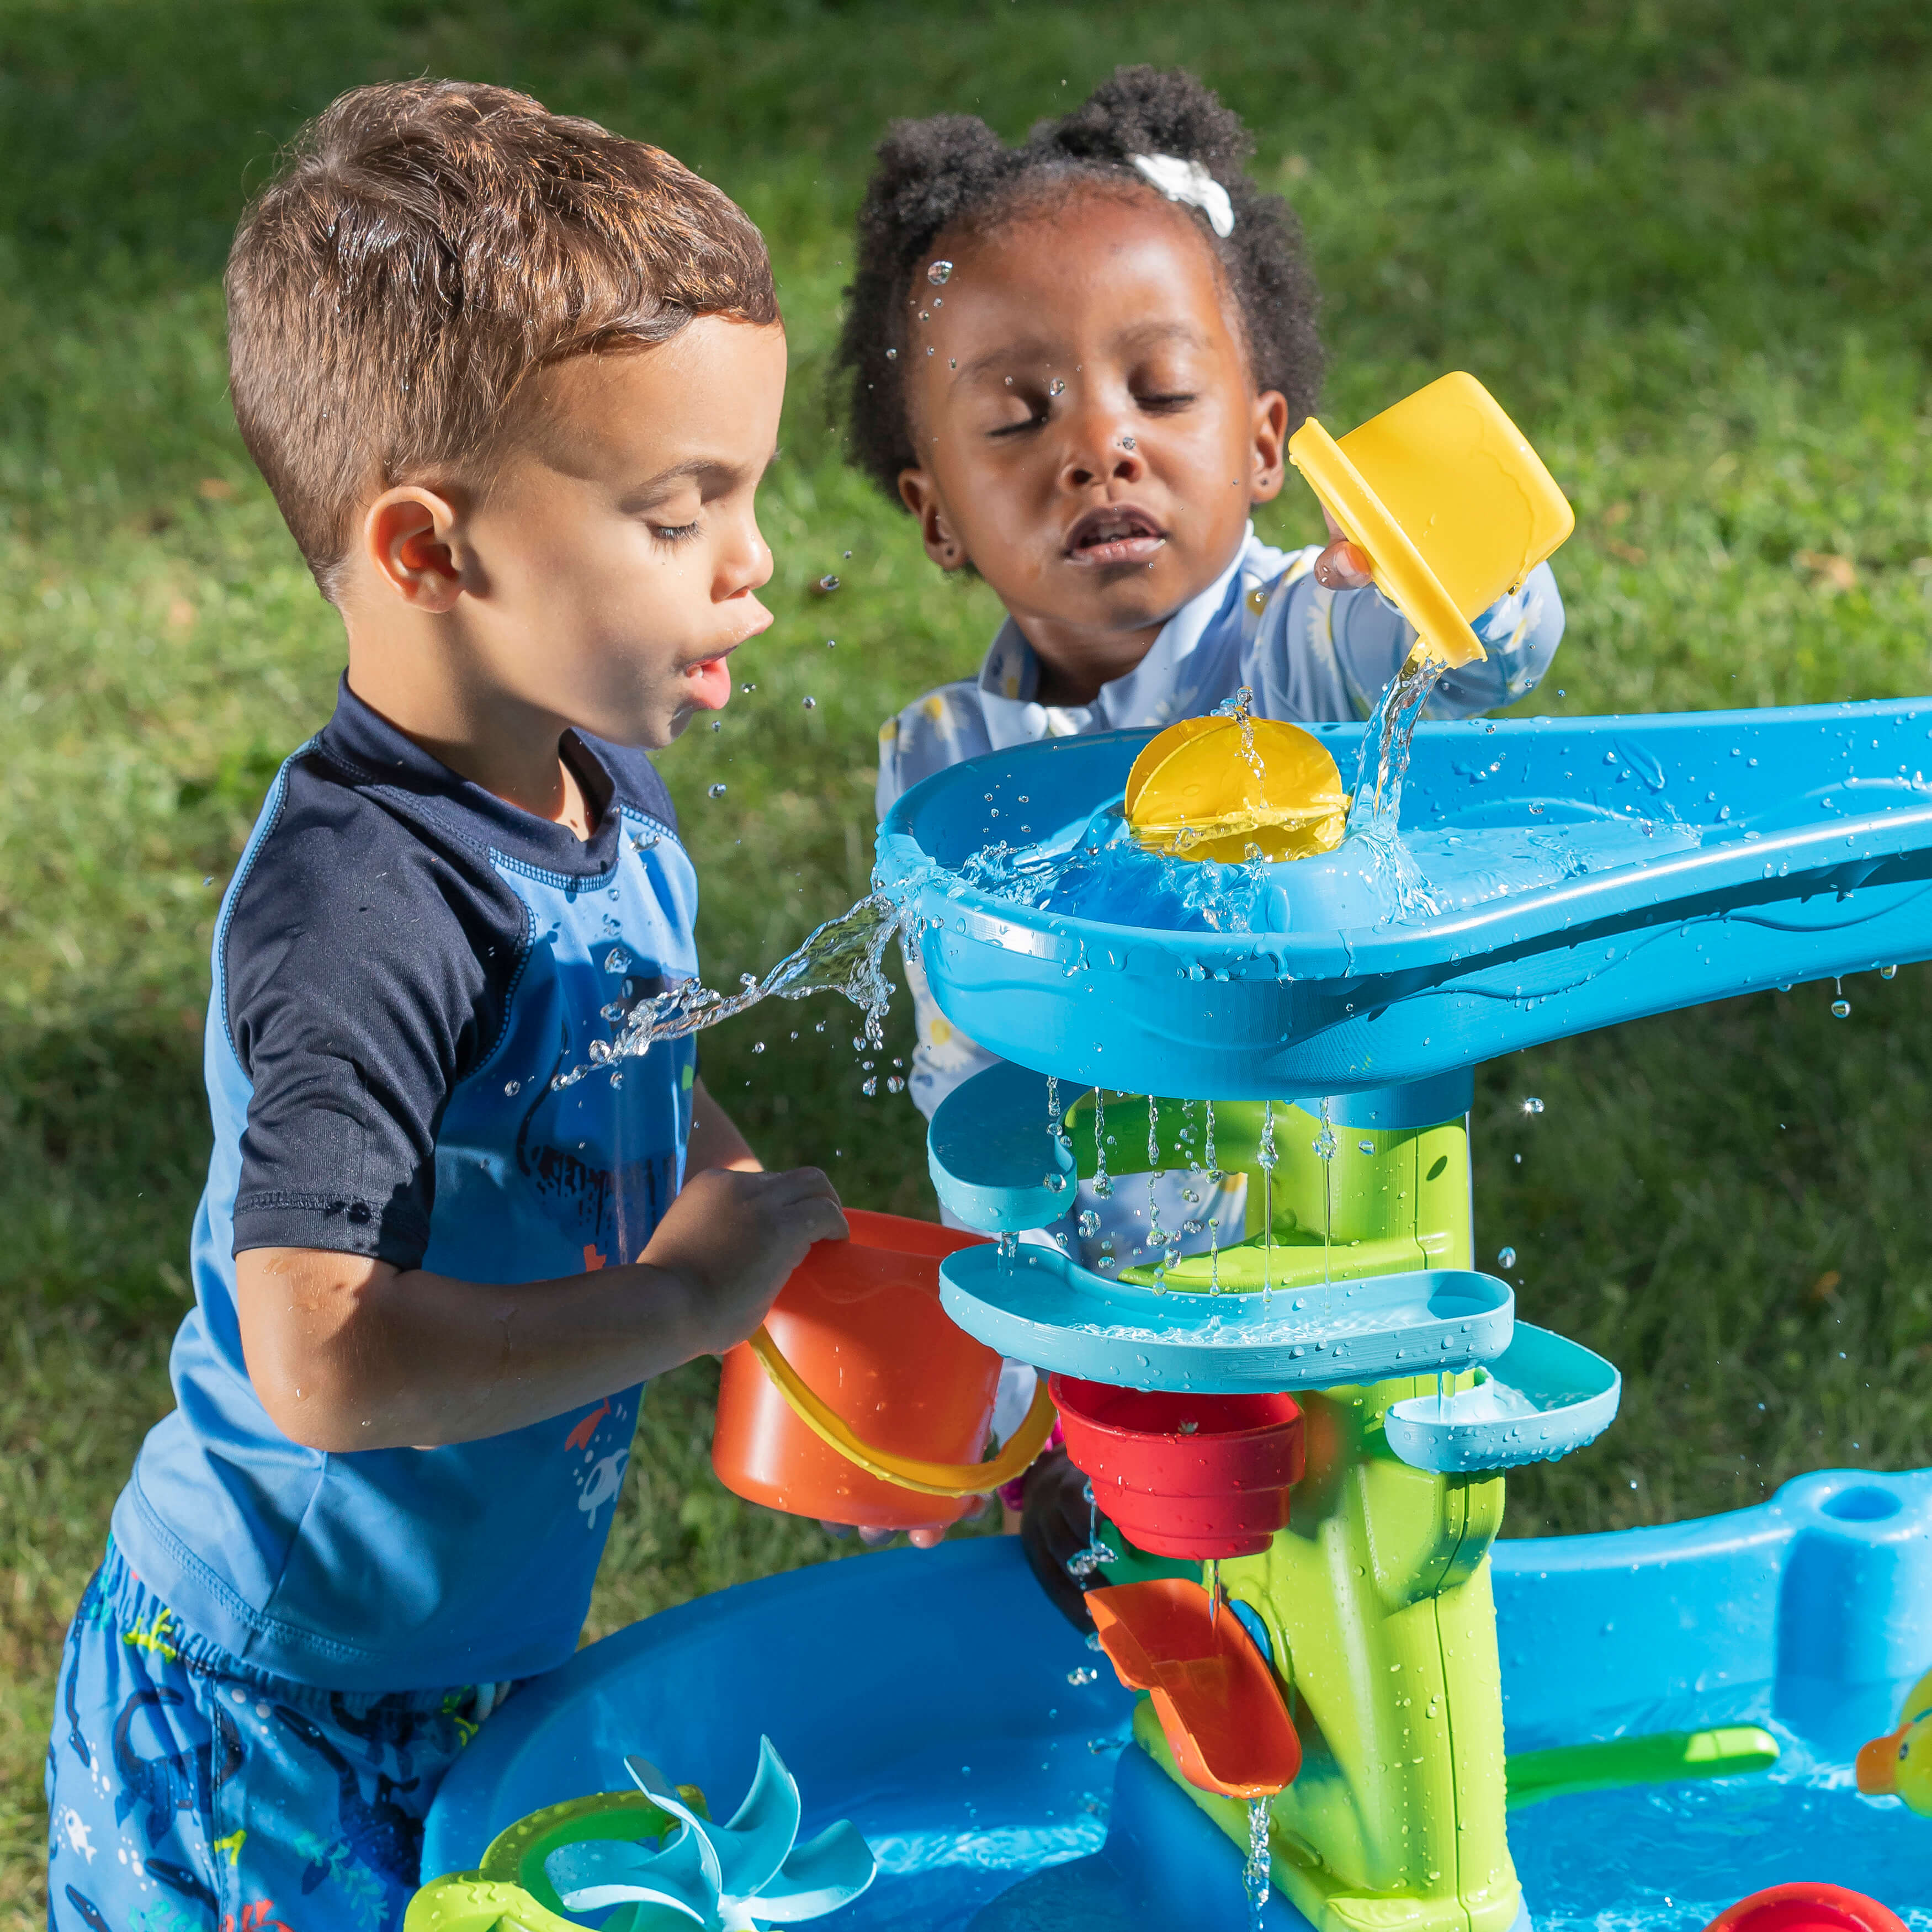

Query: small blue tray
<box><xmin>937</xmin><ymin>1245</ymin><xmax>1514</xmax><ymax>1393</ymax></box>
<box><xmin>1383</xmin><ymin>1322</ymin><xmax>1621</xmax><ymax>1472</ymax></box>
<box><xmin>928</xmin><ymin>1061</ymin><xmax>1076</xmax><ymax>1233</ymax></box>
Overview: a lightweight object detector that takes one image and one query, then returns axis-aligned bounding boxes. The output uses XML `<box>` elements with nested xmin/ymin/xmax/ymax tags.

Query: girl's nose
<box><xmin>1059</xmin><ymin>403</ymin><xmax>1147</xmax><ymax>492</ymax></box>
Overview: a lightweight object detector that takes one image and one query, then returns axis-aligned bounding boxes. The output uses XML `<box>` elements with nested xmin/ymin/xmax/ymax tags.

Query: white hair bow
<box><xmin>1129</xmin><ymin>152</ymin><xmax>1235</xmax><ymax>238</ymax></box>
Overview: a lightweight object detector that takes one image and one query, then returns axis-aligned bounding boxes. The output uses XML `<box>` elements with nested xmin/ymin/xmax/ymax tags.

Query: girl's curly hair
<box><xmin>835</xmin><ymin>66</ymin><xmax>1323</xmax><ymax>501</ymax></box>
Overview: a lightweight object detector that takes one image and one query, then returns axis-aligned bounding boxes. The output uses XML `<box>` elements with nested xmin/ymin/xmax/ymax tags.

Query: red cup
<box><xmin>1050</xmin><ymin>1375</ymin><xmax>1305</xmax><ymax>1560</ymax></box>
<box><xmin>1704</xmin><ymin>1887</ymin><xmax>1909</xmax><ymax>1932</ymax></box>
<box><xmin>712</xmin><ymin>1209</ymin><xmax>997</xmax><ymax>1530</ymax></box>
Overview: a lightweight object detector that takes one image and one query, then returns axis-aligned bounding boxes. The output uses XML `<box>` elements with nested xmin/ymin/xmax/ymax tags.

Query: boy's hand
<box><xmin>1313</xmin><ymin>505</ymin><xmax>1375</xmax><ymax>591</ymax></box>
<box><xmin>640</xmin><ymin>1165</ymin><xmax>847</xmax><ymax>1357</ymax></box>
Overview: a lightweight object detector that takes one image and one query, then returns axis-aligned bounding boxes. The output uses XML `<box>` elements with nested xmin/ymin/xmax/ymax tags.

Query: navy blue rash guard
<box><xmin>111</xmin><ymin>682</ymin><xmax>698</xmax><ymax>1691</ymax></box>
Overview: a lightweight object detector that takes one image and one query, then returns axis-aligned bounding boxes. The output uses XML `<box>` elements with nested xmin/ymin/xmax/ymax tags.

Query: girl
<box><xmin>837</xmin><ymin>67</ymin><xmax>1564</xmax><ymax>1602</ymax></box>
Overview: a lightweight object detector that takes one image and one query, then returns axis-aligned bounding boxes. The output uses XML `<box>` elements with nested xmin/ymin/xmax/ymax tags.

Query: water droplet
<box><xmin>1048</xmin><ymin>377</ymin><xmax>1066</xmax><ymax>397</ymax></box>
<box><xmin>887</xmin><ymin>1075</ymin><xmax>905</xmax><ymax>1094</ymax></box>
<box><xmin>862</xmin><ymin>1076</ymin><xmax>879</xmax><ymax>1097</ymax></box>
<box><xmin>1522</xmin><ymin>1097</ymin><xmax>1544</xmax><ymax>1114</ymax></box>
<box><xmin>1120</xmin><ymin>434</ymin><xmax>1135</xmax><ymax>450</ymax></box>
<box><xmin>927</xmin><ymin>259</ymin><xmax>954</xmax><ymax>284</ymax></box>
<box><xmin>884</xmin><ymin>347</ymin><xmax>898</xmax><ymax>360</ymax></box>
<box><xmin>751</xmin><ymin>1041</ymin><xmax>765</xmax><ymax>1054</ymax></box>
<box><xmin>740</xmin><ymin>681</ymin><xmax>756</xmax><ymax>692</ymax></box>
<box><xmin>801</xmin><ymin>695</ymin><xmax>816</xmax><ymax>709</ymax></box>
<box><xmin>1097</xmin><ymin>1255</ymin><xmax>1116</xmax><ymax>1272</ymax></box>
<box><xmin>1498</xmin><ymin>1246</ymin><xmax>1517</xmax><ymax>1269</ymax></box>
<box><xmin>503</xmin><ymin>1080</ymin><xmax>521</xmax><ymax>1096</ymax></box>
<box><xmin>1881</xmin><ymin>964</ymin><xmax>1899</xmax><ymax>979</ymax></box>
<box><xmin>1078</xmin><ymin>1209</ymin><xmax>1101</xmax><ymax>1237</ymax></box>
<box><xmin>816</xmin><ymin>575</ymin><xmax>840</xmax><ymax>593</ymax></box>
<box><xmin>708</xmin><ymin>783</ymin><xmax>727</xmax><ymax>799</ymax></box>
<box><xmin>1832</xmin><ymin>998</ymin><xmax>1851</xmax><ymax>1018</ymax></box>
<box><xmin>1358</xmin><ymin>1139</ymin><xmax>1374</xmax><ymax>1154</ymax></box>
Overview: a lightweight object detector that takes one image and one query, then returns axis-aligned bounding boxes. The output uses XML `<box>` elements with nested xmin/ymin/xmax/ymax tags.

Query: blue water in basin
<box><xmin>424</xmin><ymin>1472</ymin><xmax>1932</xmax><ymax>1929</ymax></box>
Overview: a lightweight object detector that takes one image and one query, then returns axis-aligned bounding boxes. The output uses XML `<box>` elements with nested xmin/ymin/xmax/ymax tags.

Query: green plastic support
<box><xmin>1504</xmin><ymin>1727</ymin><xmax>1780</xmax><ymax>1811</ymax></box>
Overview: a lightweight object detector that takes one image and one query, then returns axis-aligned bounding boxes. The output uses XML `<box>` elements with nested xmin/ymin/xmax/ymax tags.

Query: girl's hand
<box><xmin>818</xmin><ymin>1507</ymin><xmax>985</xmax><ymax>1551</ymax></box>
<box><xmin>1313</xmin><ymin>506</ymin><xmax>1375</xmax><ymax>591</ymax></box>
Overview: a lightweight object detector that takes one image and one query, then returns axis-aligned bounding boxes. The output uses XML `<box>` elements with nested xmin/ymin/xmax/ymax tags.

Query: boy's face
<box><xmin>895</xmin><ymin>192</ymin><xmax>1287</xmax><ymax>696</ymax></box>
<box><xmin>436</xmin><ymin>317</ymin><xmax>787</xmax><ymax>750</ymax></box>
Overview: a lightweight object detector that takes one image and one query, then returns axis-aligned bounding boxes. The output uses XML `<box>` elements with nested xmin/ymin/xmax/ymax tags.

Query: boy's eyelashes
<box><xmin>647</xmin><ymin>519</ymin><xmax>703</xmax><ymax>544</ymax></box>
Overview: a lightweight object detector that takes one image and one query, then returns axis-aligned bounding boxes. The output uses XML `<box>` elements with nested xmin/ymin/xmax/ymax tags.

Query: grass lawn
<box><xmin>3</xmin><ymin>0</ymin><xmax>1931</xmax><ymax>1921</ymax></box>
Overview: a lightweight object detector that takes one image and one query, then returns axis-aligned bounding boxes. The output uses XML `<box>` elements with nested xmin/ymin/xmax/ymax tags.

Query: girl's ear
<box><xmin>1249</xmin><ymin>390</ymin><xmax>1291</xmax><ymax>505</ymax></box>
<box><xmin>898</xmin><ymin>467</ymin><xmax>970</xmax><ymax>572</ymax></box>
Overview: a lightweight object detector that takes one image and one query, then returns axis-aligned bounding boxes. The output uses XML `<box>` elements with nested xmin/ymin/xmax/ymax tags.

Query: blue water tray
<box><xmin>928</xmin><ymin>1060</ymin><xmax>1077</xmax><ymax>1232</ymax></box>
<box><xmin>876</xmin><ymin>699</ymin><xmax>1932</xmax><ymax>1098</ymax></box>
<box><xmin>1383</xmin><ymin>1323</ymin><xmax>1621</xmax><ymax>1472</ymax></box>
<box><xmin>937</xmin><ymin>1242</ymin><xmax>1513</xmax><ymax>1393</ymax></box>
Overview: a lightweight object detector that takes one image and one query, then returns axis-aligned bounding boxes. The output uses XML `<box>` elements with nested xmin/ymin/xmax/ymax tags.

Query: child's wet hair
<box><xmin>836</xmin><ymin>66</ymin><xmax>1323</xmax><ymax>501</ymax></box>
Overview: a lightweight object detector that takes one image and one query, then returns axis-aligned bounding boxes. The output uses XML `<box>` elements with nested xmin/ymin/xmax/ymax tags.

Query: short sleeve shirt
<box><xmin>112</xmin><ymin>682</ymin><xmax>699</xmax><ymax>1690</ymax></box>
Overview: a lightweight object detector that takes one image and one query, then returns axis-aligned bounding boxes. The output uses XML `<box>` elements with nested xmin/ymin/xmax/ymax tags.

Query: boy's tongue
<box><xmin>684</xmin><ymin>655</ymin><xmax>733</xmax><ymax>711</ymax></box>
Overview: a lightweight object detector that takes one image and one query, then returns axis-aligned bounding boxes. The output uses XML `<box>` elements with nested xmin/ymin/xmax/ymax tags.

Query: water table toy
<box><xmin>406</xmin><ymin>1738</ymin><xmax>873</xmax><ymax>1932</ymax></box>
<box><xmin>1859</xmin><ymin>1669</ymin><xmax>1932</xmax><ymax>1816</ymax></box>
<box><xmin>421</xmin><ymin>1473</ymin><xmax>1932</xmax><ymax>1931</ymax></box>
<box><xmin>420</xmin><ymin>374</ymin><xmax>1932</xmax><ymax>1927</ymax></box>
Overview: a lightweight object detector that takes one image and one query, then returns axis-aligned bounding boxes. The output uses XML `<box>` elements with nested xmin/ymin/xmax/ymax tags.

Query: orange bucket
<box><xmin>712</xmin><ymin>1209</ymin><xmax>1007</xmax><ymax>1530</ymax></box>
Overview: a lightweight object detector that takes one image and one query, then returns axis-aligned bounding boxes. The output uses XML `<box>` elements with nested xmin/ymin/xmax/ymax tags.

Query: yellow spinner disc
<box><xmin>1125</xmin><ymin>714</ymin><xmax>1347</xmax><ymax>864</ymax></box>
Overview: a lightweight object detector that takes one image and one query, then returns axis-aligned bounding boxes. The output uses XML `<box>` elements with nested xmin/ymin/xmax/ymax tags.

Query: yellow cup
<box><xmin>1287</xmin><ymin>371</ymin><xmax>1574</xmax><ymax>669</ymax></box>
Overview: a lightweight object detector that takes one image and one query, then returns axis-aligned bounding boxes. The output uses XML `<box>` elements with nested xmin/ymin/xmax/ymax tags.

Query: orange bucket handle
<box><xmin>745</xmin><ymin>1325</ymin><xmax>1058</xmax><ymax>1499</ymax></box>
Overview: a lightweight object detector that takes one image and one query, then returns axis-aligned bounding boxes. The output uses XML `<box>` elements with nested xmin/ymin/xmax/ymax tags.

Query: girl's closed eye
<box><xmin>649</xmin><ymin>518</ymin><xmax>702</xmax><ymax>544</ymax></box>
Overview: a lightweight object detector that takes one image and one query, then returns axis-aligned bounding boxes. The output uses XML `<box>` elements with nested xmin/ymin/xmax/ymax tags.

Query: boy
<box><xmin>46</xmin><ymin>79</ymin><xmax>843</xmax><ymax>1932</ymax></box>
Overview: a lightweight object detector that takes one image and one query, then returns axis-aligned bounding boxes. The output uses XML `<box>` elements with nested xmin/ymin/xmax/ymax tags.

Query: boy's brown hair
<box><xmin>227</xmin><ymin>79</ymin><xmax>778</xmax><ymax>599</ymax></box>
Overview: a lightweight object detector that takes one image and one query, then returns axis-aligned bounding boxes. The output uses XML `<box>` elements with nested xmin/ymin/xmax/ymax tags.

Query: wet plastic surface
<box><xmin>423</xmin><ymin>1476</ymin><xmax>1932</xmax><ymax>1928</ymax></box>
<box><xmin>877</xmin><ymin>700</ymin><xmax>1932</xmax><ymax>1098</ymax></box>
<box><xmin>936</xmin><ymin>1239</ymin><xmax>1514</xmax><ymax>1392</ymax></box>
<box><xmin>1384</xmin><ymin>1323</ymin><xmax>1621</xmax><ymax>1472</ymax></box>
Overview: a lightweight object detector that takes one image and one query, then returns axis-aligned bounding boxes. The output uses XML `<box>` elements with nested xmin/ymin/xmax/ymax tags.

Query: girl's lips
<box><xmin>1064</xmin><ymin>504</ymin><xmax>1167</xmax><ymax>568</ymax></box>
<box><xmin>1065</xmin><ymin>533</ymin><xmax>1166</xmax><ymax>567</ymax></box>
<box><xmin>683</xmin><ymin>655</ymin><xmax>734</xmax><ymax>710</ymax></box>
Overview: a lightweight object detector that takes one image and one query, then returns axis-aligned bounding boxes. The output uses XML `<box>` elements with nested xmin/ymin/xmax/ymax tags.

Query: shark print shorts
<box><xmin>46</xmin><ymin>1542</ymin><xmax>512</xmax><ymax>1932</ymax></box>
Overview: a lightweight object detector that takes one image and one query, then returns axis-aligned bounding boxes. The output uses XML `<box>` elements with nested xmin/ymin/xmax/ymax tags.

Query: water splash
<box><xmin>1347</xmin><ymin>646</ymin><xmax>1450</xmax><ymax>921</ymax></box>
<box><xmin>553</xmin><ymin>888</ymin><xmax>915</xmax><ymax>1090</ymax></box>
<box><xmin>1257</xmin><ymin>1101</ymin><xmax>1278</xmax><ymax>1302</ymax></box>
<box><xmin>1092</xmin><ymin>1090</ymin><xmax>1112</xmax><ymax>1199</ymax></box>
<box><xmin>1314</xmin><ymin>1098</ymin><xmax>1337</xmax><ymax>1312</ymax></box>
<box><xmin>1244</xmin><ymin>1795</ymin><xmax>1272</xmax><ymax>1929</ymax></box>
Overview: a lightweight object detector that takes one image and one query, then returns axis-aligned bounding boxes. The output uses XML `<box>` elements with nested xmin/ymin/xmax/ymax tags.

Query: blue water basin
<box><xmin>423</xmin><ymin>1470</ymin><xmax>1932</xmax><ymax>1929</ymax></box>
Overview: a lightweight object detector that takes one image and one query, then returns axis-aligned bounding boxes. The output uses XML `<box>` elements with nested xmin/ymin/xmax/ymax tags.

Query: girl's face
<box><xmin>895</xmin><ymin>188</ymin><xmax>1289</xmax><ymax>703</ymax></box>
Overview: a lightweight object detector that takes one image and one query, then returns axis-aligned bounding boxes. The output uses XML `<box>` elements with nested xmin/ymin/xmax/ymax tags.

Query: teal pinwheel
<box><xmin>542</xmin><ymin>1738</ymin><xmax>875</xmax><ymax>1931</ymax></box>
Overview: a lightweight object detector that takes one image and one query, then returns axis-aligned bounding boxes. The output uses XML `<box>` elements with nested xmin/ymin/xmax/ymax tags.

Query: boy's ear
<box><xmin>898</xmin><ymin>468</ymin><xmax>969</xmax><ymax>573</ymax></box>
<box><xmin>363</xmin><ymin>486</ymin><xmax>466</xmax><ymax>612</ymax></box>
<box><xmin>1248</xmin><ymin>390</ymin><xmax>1291</xmax><ymax>506</ymax></box>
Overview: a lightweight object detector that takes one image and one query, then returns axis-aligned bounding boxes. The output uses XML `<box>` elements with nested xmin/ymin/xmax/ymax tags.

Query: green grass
<box><xmin>2</xmin><ymin>0</ymin><xmax>1931</xmax><ymax>1921</ymax></box>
